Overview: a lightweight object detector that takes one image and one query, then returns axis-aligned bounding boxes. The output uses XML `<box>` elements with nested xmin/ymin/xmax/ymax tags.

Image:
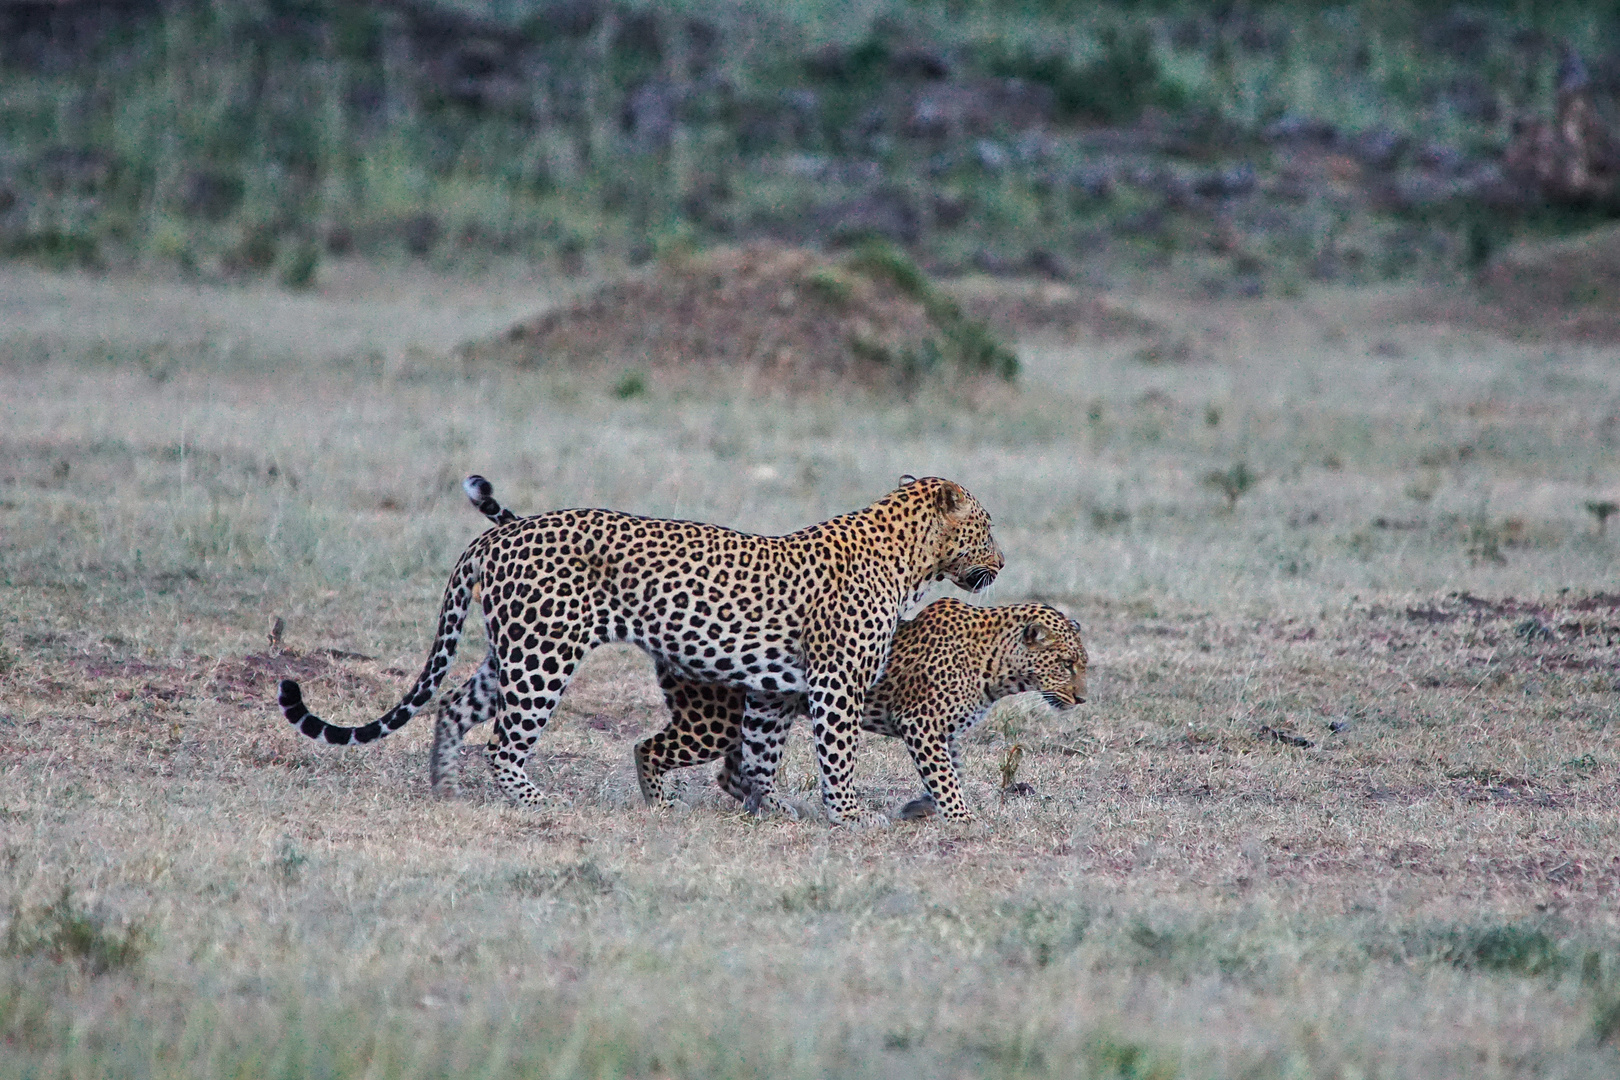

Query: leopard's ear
<box><xmin>935</xmin><ymin>479</ymin><xmax>962</xmax><ymax>514</ymax></box>
<box><xmin>1023</xmin><ymin>621</ymin><xmax>1049</xmax><ymax>647</ymax></box>
<box><xmin>898</xmin><ymin>473</ymin><xmax>918</xmax><ymax>487</ymax></box>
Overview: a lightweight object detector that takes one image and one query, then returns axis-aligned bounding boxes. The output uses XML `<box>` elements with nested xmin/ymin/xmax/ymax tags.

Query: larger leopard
<box><xmin>277</xmin><ymin>474</ymin><xmax>1003</xmax><ymax>824</ymax></box>
<box><xmin>468</xmin><ymin>479</ymin><xmax>1085</xmax><ymax>823</ymax></box>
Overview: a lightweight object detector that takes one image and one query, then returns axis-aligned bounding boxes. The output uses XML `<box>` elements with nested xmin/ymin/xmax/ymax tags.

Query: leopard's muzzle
<box><xmin>958</xmin><ymin>565</ymin><xmax>999</xmax><ymax>592</ymax></box>
<box><xmin>1041</xmin><ymin>689</ymin><xmax>1081</xmax><ymax>710</ymax></box>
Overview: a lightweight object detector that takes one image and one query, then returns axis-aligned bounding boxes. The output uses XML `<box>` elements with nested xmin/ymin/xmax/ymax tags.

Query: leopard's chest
<box><xmin>948</xmin><ymin>701</ymin><xmax>993</xmax><ymax>739</ymax></box>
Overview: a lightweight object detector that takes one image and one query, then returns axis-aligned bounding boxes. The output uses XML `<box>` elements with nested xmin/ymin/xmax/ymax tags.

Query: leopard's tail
<box><xmin>278</xmin><ymin>545</ymin><xmax>481</xmax><ymax>746</ymax></box>
<box><xmin>463</xmin><ymin>474</ymin><xmax>518</xmax><ymax>526</ymax></box>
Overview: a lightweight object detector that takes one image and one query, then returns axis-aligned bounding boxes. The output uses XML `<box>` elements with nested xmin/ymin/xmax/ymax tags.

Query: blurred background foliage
<box><xmin>1</xmin><ymin>0</ymin><xmax>1617</xmax><ymax>291</ymax></box>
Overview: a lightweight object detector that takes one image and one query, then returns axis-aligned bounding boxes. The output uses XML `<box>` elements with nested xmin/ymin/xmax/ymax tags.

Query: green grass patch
<box><xmin>4</xmin><ymin>887</ymin><xmax>147</xmax><ymax>975</ymax></box>
<box><xmin>1430</xmin><ymin>922</ymin><xmax>1568</xmax><ymax>977</ymax></box>
<box><xmin>845</xmin><ymin>240</ymin><xmax>1018</xmax><ymax>380</ymax></box>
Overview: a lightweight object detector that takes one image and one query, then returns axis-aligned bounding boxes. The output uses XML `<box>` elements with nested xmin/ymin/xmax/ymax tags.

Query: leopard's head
<box><xmin>1009</xmin><ymin>606</ymin><xmax>1088</xmax><ymax>709</ymax></box>
<box><xmin>896</xmin><ymin>475</ymin><xmax>1003</xmax><ymax>593</ymax></box>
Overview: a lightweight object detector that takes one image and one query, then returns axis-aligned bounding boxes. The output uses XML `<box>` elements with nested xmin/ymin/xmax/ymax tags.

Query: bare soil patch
<box><xmin>1296</xmin><ymin>225</ymin><xmax>1620</xmax><ymax>346</ymax></box>
<box><xmin>1472</xmin><ymin>224</ymin><xmax>1620</xmax><ymax>342</ymax></box>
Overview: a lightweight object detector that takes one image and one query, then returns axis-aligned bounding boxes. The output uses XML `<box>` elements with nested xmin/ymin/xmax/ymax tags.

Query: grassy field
<box><xmin>2</xmin><ymin>259</ymin><xmax>1619</xmax><ymax>1077</ymax></box>
<box><xmin>6</xmin><ymin>0</ymin><xmax>1618</xmax><ymax>286</ymax></box>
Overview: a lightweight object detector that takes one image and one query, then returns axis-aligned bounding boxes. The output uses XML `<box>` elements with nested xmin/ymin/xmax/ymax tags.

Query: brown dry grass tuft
<box><xmin>1</xmin><ymin>263</ymin><xmax>1618</xmax><ymax>1077</ymax></box>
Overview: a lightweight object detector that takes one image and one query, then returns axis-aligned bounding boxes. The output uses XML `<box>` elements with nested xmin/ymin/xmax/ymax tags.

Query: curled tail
<box><xmin>464</xmin><ymin>474</ymin><xmax>517</xmax><ymax>526</ymax></box>
<box><xmin>279</xmin><ymin>545</ymin><xmax>481</xmax><ymax>745</ymax></box>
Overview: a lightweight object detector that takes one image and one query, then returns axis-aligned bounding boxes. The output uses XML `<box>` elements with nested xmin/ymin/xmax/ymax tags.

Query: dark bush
<box><xmin>982</xmin><ymin>25</ymin><xmax>1183</xmax><ymax>123</ymax></box>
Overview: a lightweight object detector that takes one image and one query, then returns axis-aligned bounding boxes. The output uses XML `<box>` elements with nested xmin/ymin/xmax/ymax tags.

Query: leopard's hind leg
<box><xmin>484</xmin><ymin>628</ymin><xmax>592</xmax><ymax>807</ymax></box>
<box><xmin>634</xmin><ymin>661</ymin><xmax>747</xmax><ymax>807</ymax></box>
<box><xmin>719</xmin><ymin>693</ymin><xmax>804</xmax><ymax>816</ymax></box>
<box><xmin>430</xmin><ymin>649</ymin><xmax>502</xmax><ymax>796</ymax></box>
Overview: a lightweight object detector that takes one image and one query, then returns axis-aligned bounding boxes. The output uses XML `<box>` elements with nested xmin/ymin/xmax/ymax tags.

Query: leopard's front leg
<box><xmin>805</xmin><ymin>672</ymin><xmax>888</xmax><ymax>827</ymax></box>
<box><xmin>896</xmin><ymin>721</ymin><xmax>973</xmax><ymax>821</ymax></box>
<box><xmin>800</xmin><ymin>605</ymin><xmax>895</xmax><ymax>827</ymax></box>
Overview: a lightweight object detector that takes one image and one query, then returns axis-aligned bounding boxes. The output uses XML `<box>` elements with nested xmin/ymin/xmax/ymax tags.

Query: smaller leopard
<box><xmin>468</xmin><ymin>478</ymin><xmax>1087</xmax><ymax>822</ymax></box>
<box><xmin>695</xmin><ymin>596</ymin><xmax>1088</xmax><ymax>822</ymax></box>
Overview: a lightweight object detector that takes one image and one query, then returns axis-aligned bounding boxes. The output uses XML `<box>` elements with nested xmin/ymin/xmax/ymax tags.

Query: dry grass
<box><xmin>1</xmin><ymin>261</ymin><xmax>1618</xmax><ymax>1078</ymax></box>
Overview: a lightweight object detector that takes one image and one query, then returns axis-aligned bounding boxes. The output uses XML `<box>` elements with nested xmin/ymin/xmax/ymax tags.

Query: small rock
<box><xmin>1069</xmin><ymin>165</ymin><xmax>1114</xmax><ymax>200</ymax></box>
<box><xmin>971</xmin><ymin>249</ymin><xmax>1019</xmax><ymax>276</ymax></box>
<box><xmin>1027</xmin><ymin>249</ymin><xmax>1074</xmax><ymax>281</ymax></box>
<box><xmin>1348</xmin><ymin>127</ymin><xmax>1408</xmax><ymax>171</ymax></box>
<box><xmin>624</xmin><ymin>80</ymin><xmax>679</xmax><ymax>150</ymax></box>
<box><xmin>324</xmin><ymin>225</ymin><xmax>355</xmax><ymax>255</ymax></box>
<box><xmin>832</xmin><ymin>159</ymin><xmax>883</xmax><ymax>186</ymax></box>
<box><xmin>180</xmin><ymin>168</ymin><xmax>244</xmax><ymax>222</ymax></box>
<box><xmin>402</xmin><ymin>213</ymin><xmax>440</xmax><ymax>256</ymax></box>
<box><xmin>784</xmin><ymin>88</ymin><xmax>820</xmax><ymax>115</ymax></box>
<box><xmin>1193</xmin><ymin>162</ymin><xmax>1257</xmax><ymax>199</ymax></box>
<box><xmin>1423</xmin><ymin>8</ymin><xmax>1491</xmax><ymax>61</ymax></box>
<box><xmin>1439</xmin><ymin>75</ymin><xmax>1499</xmax><ymax>123</ymax></box>
<box><xmin>974</xmin><ymin>139</ymin><xmax>1009</xmax><ymax>172</ymax></box>
<box><xmin>887</xmin><ymin>46</ymin><xmax>951</xmax><ymax>81</ymax></box>
<box><xmin>783</xmin><ymin>154</ymin><xmax>828</xmax><ymax>179</ymax></box>
<box><xmin>1263</xmin><ymin>114</ymin><xmax>1337</xmax><ymax>145</ymax></box>
<box><xmin>1013</xmin><ymin>130</ymin><xmax>1055</xmax><ymax>163</ymax></box>
<box><xmin>812</xmin><ymin>189</ymin><xmax>919</xmax><ymax>244</ymax></box>
<box><xmin>931</xmin><ymin>193</ymin><xmax>968</xmax><ymax>227</ymax></box>
<box><xmin>898</xmin><ymin>794</ymin><xmax>937</xmax><ymax>820</ymax></box>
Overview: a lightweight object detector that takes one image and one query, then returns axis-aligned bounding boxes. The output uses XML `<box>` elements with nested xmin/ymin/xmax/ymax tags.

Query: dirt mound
<box><xmin>1475</xmin><ymin>224</ymin><xmax>1620</xmax><ymax>341</ymax></box>
<box><xmin>463</xmin><ymin>242</ymin><xmax>1017</xmax><ymax>391</ymax></box>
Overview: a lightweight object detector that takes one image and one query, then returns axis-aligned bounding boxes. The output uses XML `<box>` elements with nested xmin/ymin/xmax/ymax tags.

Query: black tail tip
<box><xmin>464</xmin><ymin>475</ymin><xmax>493</xmax><ymax>502</ymax></box>
<box><xmin>279</xmin><ymin>680</ymin><xmax>303</xmax><ymax>708</ymax></box>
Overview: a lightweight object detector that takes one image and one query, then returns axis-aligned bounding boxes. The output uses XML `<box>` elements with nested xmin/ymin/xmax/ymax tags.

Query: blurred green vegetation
<box><xmin>0</xmin><ymin>0</ymin><xmax>1617</xmax><ymax>287</ymax></box>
